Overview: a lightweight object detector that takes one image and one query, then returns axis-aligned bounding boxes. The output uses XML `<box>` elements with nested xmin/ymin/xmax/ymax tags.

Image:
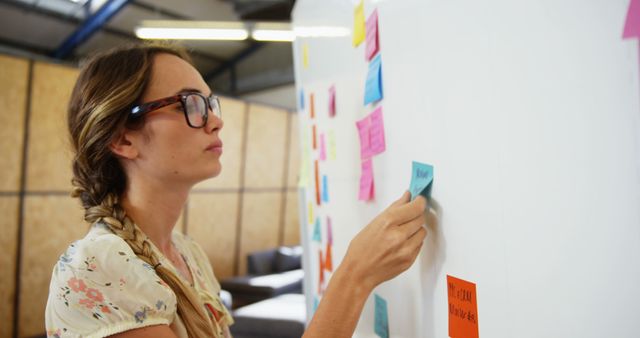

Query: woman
<box><xmin>45</xmin><ymin>42</ymin><xmax>428</xmax><ymax>338</ymax></box>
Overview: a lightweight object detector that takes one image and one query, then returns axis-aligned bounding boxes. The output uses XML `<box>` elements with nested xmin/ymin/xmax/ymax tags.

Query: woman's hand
<box><xmin>340</xmin><ymin>190</ymin><xmax>428</xmax><ymax>293</ymax></box>
<box><xmin>302</xmin><ymin>191</ymin><xmax>428</xmax><ymax>338</ymax></box>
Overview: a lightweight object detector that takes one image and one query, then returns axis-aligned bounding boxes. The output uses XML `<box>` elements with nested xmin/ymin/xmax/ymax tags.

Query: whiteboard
<box><xmin>291</xmin><ymin>0</ymin><xmax>640</xmax><ymax>337</ymax></box>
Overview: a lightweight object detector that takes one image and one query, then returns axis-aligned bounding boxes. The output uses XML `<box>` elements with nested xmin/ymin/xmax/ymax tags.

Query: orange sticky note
<box><xmin>310</xmin><ymin>93</ymin><xmax>315</xmax><ymax>119</ymax></box>
<box><xmin>447</xmin><ymin>275</ymin><xmax>479</xmax><ymax>338</ymax></box>
<box><xmin>314</xmin><ymin>160</ymin><xmax>321</xmax><ymax>206</ymax></box>
<box><xmin>324</xmin><ymin>243</ymin><xmax>333</xmax><ymax>272</ymax></box>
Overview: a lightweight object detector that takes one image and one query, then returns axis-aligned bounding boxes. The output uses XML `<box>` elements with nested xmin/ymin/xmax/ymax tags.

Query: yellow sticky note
<box><xmin>352</xmin><ymin>0</ymin><xmax>366</xmax><ymax>47</ymax></box>
<box><xmin>307</xmin><ymin>202</ymin><xmax>314</xmax><ymax>224</ymax></box>
<box><xmin>303</xmin><ymin>44</ymin><xmax>309</xmax><ymax>68</ymax></box>
<box><xmin>328</xmin><ymin>130</ymin><xmax>337</xmax><ymax>160</ymax></box>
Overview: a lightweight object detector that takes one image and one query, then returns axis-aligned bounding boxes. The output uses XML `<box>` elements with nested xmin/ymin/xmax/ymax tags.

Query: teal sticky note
<box><xmin>364</xmin><ymin>54</ymin><xmax>383</xmax><ymax>105</ymax></box>
<box><xmin>313</xmin><ymin>296</ymin><xmax>320</xmax><ymax>314</ymax></box>
<box><xmin>322</xmin><ymin>175</ymin><xmax>329</xmax><ymax>202</ymax></box>
<box><xmin>409</xmin><ymin>161</ymin><xmax>434</xmax><ymax>200</ymax></box>
<box><xmin>374</xmin><ymin>293</ymin><xmax>389</xmax><ymax>338</ymax></box>
<box><xmin>312</xmin><ymin>217</ymin><xmax>322</xmax><ymax>242</ymax></box>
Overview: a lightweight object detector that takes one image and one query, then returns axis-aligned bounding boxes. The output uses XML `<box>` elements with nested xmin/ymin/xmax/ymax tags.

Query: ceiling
<box><xmin>0</xmin><ymin>0</ymin><xmax>296</xmax><ymax>96</ymax></box>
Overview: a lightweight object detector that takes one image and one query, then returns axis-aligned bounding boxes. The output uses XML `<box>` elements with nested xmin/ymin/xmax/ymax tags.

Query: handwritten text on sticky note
<box><xmin>447</xmin><ymin>275</ymin><xmax>479</xmax><ymax>338</ymax></box>
<box><xmin>410</xmin><ymin>161</ymin><xmax>434</xmax><ymax>200</ymax></box>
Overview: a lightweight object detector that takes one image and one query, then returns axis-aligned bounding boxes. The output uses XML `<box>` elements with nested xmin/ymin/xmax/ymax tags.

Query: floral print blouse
<box><xmin>45</xmin><ymin>222</ymin><xmax>234</xmax><ymax>338</ymax></box>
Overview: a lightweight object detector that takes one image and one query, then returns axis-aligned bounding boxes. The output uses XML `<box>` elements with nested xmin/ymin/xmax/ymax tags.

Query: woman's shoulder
<box><xmin>46</xmin><ymin>223</ymin><xmax>178</xmax><ymax>337</ymax></box>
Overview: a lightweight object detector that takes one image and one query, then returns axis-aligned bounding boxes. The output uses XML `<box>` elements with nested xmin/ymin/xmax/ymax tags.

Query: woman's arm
<box><xmin>108</xmin><ymin>324</ymin><xmax>179</xmax><ymax>338</ymax></box>
<box><xmin>303</xmin><ymin>191</ymin><xmax>428</xmax><ymax>338</ymax></box>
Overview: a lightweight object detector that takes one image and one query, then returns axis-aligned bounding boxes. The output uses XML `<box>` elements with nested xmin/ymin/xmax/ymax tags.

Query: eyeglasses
<box><xmin>130</xmin><ymin>92</ymin><xmax>221</xmax><ymax>128</ymax></box>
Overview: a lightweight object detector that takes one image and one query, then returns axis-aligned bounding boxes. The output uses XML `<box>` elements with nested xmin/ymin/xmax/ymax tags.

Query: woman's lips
<box><xmin>206</xmin><ymin>141</ymin><xmax>223</xmax><ymax>154</ymax></box>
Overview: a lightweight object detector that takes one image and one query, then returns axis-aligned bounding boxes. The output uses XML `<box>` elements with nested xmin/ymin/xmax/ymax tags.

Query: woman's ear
<box><xmin>109</xmin><ymin>130</ymin><xmax>139</xmax><ymax>160</ymax></box>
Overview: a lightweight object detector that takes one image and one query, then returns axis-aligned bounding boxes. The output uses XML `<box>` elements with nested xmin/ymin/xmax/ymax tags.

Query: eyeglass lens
<box><xmin>185</xmin><ymin>94</ymin><xmax>207</xmax><ymax>127</ymax></box>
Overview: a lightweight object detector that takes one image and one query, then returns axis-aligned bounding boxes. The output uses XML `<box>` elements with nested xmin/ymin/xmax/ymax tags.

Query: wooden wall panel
<box><xmin>19</xmin><ymin>196</ymin><xmax>85</xmax><ymax>337</ymax></box>
<box><xmin>244</xmin><ymin>104</ymin><xmax>288</xmax><ymax>188</ymax></box>
<box><xmin>287</xmin><ymin>113</ymin><xmax>300</xmax><ymax>188</ymax></box>
<box><xmin>0</xmin><ymin>55</ymin><xmax>28</xmax><ymax>192</ymax></box>
<box><xmin>195</xmin><ymin>97</ymin><xmax>246</xmax><ymax>190</ymax></box>
<box><xmin>238</xmin><ymin>192</ymin><xmax>282</xmax><ymax>275</ymax></box>
<box><xmin>282</xmin><ymin>191</ymin><xmax>301</xmax><ymax>246</ymax></box>
<box><xmin>186</xmin><ymin>193</ymin><xmax>238</xmax><ymax>280</ymax></box>
<box><xmin>26</xmin><ymin>62</ymin><xmax>78</xmax><ymax>191</ymax></box>
<box><xmin>0</xmin><ymin>197</ymin><xmax>19</xmax><ymax>338</ymax></box>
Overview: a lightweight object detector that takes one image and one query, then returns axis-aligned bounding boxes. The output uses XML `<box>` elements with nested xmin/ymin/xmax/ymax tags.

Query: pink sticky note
<box><xmin>624</xmin><ymin>0</ymin><xmax>640</xmax><ymax>39</ymax></box>
<box><xmin>319</xmin><ymin>133</ymin><xmax>327</xmax><ymax>161</ymax></box>
<box><xmin>356</xmin><ymin>116</ymin><xmax>372</xmax><ymax>159</ymax></box>
<box><xmin>365</xmin><ymin>10</ymin><xmax>380</xmax><ymax>61</ymax></box>
<box><xmin>369</xmin><ymin>106</ymin><xmax>386</xmax><ymax>155</ymax></box>
<box><xmin>329</xmin><ymin>85</ymin><xmax>336</xmax><ymax>117</ymax></box>
<box><xmin>358</xmin><ymin>159</ymin><xmax>375</xmax><ymax>201</ymax></box>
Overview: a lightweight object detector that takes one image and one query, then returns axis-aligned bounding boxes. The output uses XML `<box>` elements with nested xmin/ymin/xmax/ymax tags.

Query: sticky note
<box><xmin>307</xmin><ymin>202</ymin><xmax>313</xmax><ymax>224</ymax></box>
<box><xmin>365</xmin><ymin>9</ymin><xmax>380</xmax><ymax>60</ymax></box>
<box><xmin>312</xmin><ymin>125</ymin><xmax>317</xmax><ymax>149</ymax></box>
<box><xmin>328</xmin><ymin>85</ymin><xmax>336</xmax><ymax>117</ymax></box>
<box><xmin>314</xmin><ymin>160</ymin><xmax>321</xmax><ymax>205</ymax></box>
<box><xmin>359</xmin><ymin>159</ymin><xmax>374</xmax><ymax>201</ymax></box>
<box><xmin>324</xmin><ymin>242</ymin><xmax>333</xmax><ymax>272</ymax></box>
<box><xmin>447</xmin><ymin>275</ymin><xmax>479</xmax><ymax>338</ymax></box>
<box><xmin>352</xmin><ymin>0</ymin><xmax>366</xmax><ymax>46</ymax></box>
<box><xmin>312</xmin><ymin>217</ymin><xmax>321</xmax><ymax>242</ymax></box>
<box><xmin>369</xmin><ymin>106</ymin><xmax>386</xmax><ymax>155</ymax></box>
<box><xmin>310</xmin><ymin>93</ymin><xmax>315</xmax><ymax>119</ymax></box>
<box><xmin>409</xmin><ymin>161</ymin><xmax>434</xmax><ymax>200</ymax></box>
<box><xmin>313</xmin><ymin>296</ymin><xmax>320</xmax><ymax>314</ymax></box>
<box><xmin>327</xmin><ymin>216</ymin><xmax>333</xmax><ymax>245</ymax></box>
<box><xmin>299</xmin><ymin>89</ymin><xmax>305</xmax><ymax>110</ymax></box>
<box><xmin>364</xmin><ymin>54</ymin><xmax>383</xmax><ymax>105</ymax></box>
<box><xmin>319</xmin><ymin>133</ymin><xmax>327</xmax><ymax>161</ymax></box>
<box><xmin>328</xmin><ymin>130</ymin><xmax>337</xmax><ymax>160</ymax></box>
<box><xmin>623</xmin><ymin>0</ymin><xmax>640</xmax><ymax>39</ymax></box>
<box><xmin>318</xmin><ymin>249</ymin><xmax>325</xmax><ymax>293</ymax></box>
<box><xmin>374</xmin><ymin>294</ymin><xmax>389</xmax><ymax>338</ymax></box>
<box><xmin>303</xmin><ymin>43</ymin><xmax>309</xmax><ymax>68</ymax></box>
<box><xmin>356</xmin><ymin>116</ymin><xmax>372</xmax><ymax>159</ymax></box>
<box><xmin>322</xmin><ymin>175</ymin><xmax>329</xmax><ymax>202</ymax></box>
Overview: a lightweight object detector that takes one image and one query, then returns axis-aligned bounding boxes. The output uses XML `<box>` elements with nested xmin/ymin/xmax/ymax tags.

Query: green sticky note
<box><xmin>410</xmin><ymin>161</ymin><xmax>434</xmax><ymax>200</ymax></box>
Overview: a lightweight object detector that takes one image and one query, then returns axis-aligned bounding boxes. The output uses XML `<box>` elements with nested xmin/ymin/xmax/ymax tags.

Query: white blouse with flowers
<box><xmin>45</xmin><ymin>222</ymin><xmax>233</xmax><ymax>338</ymax></box>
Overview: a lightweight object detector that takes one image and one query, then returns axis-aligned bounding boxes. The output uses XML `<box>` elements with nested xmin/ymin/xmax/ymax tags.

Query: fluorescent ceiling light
<box><xmin>135</xmin><ymin>20</ymin><xmax>248</xmax><ymax>41</ymax></box>
<box><xmin>252</xmin><ymin>22</ymin><xmax>294</xmax><ymax>42</ymax></box>
<box><xmin>252</xmin><ymin>30</ymin><xmax>295</xmax><ymax>42</ymax></box>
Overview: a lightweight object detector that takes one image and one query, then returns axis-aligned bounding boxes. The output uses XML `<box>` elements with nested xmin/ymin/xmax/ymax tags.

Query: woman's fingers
<box><xmin>386</xmin><ymin>195</ymin><xmax>428</xmax><ymax>227</ymax></box>
<box><xmin>400</xmin><ymin>212</ymin><xmax>427</xmax><ymax>239</ymax></box>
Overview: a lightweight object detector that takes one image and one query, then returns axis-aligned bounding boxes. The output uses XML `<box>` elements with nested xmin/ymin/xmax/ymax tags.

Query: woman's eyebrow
<box><xmin>175</xmin><ymin>87</ymin><xmax>212</xmax><ymax>96</ymax></box>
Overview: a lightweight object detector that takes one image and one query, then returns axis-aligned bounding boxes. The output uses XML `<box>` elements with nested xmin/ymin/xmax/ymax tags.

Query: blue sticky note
<box><xmin>374</xmin><ymin>294</ymin><xmax>389</xmax><ymax>338</ymax></box>
<box><xmin>364</xmin><ymin>54</ymin><xmax>383</xmax><ymax>105</ymax></box>
<box><xmin>409</xmin><ymin>161</ymin><xmax>434</xmax><ymax>200</ymax></box>
<box><xmin>299</xmin><ymin>89</ymin><xmax>305</xmax><ymax>110</ymax></box>
<box><xmin>322</xmin><ymin>175</ymin><xmax>329</xmax><ymax>202</ymax></box>
<box><xmin>312</xmin><ymin>217</ymin><xmax>322</xmax><ymax>242</ymax></box>
<box><xmin>313</xmin><ymin>296</ymin><xmax>320</xmax><ymax>314</ymax></box>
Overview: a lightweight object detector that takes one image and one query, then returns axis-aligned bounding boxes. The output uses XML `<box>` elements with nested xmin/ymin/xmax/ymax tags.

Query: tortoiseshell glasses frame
<box><xmin>130</xmin><ymin>92</ymin><xmax>221</xmax><ymax>128</ymax></box>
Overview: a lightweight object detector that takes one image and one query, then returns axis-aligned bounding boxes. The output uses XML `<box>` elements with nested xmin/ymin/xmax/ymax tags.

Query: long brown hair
<box><xmin>67</xmin><ymin>42</ymin><xmax>216</xmax><ymax>337</ymax></box>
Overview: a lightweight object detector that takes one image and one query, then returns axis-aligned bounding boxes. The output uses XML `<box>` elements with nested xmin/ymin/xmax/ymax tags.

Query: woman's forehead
<box><xmin>145</xmin><ymin>53</ymin><xmax>211</xmax><ymax>98</ymax></box>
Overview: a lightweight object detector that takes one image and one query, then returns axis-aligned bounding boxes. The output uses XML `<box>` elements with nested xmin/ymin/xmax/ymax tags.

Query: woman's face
<box><xmin>126</xmin><ymin>52</ymin><xmax>224</xmax><ymax>187</ymax></box>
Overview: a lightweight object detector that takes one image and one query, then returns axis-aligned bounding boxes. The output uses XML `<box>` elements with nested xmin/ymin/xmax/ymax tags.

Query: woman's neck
<box><xmin>120</xmin><ymin>177</ymin><xmax>190</xmax><ymax>256</ymax></box>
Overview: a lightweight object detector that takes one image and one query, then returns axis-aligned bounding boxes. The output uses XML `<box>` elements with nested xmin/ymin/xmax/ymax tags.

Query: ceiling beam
<box><xmin>52</xmin><ymin>0</ymin><xmax>132</xmax><ymax>59</ymax></box>
<box><xmin>0</xmin><ymin>0</ymin><xmax>227</xmax><ymax>63</ymax></box>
